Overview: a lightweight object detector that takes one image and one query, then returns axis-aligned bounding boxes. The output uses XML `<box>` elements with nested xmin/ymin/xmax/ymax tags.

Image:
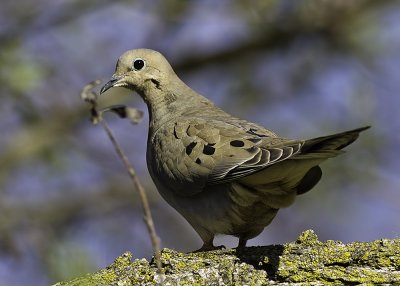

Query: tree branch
<box><xmin>54</xmin><ymin>230</ymin><xmax>400</xmax><ymax>285</ymax></box>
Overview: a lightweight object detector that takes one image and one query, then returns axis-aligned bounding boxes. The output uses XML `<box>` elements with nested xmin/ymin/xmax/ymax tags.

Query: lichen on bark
<box><xmin>54</xmin><ymin>230</ymin><xmax>400</xmax><ymax>285</ymax></box>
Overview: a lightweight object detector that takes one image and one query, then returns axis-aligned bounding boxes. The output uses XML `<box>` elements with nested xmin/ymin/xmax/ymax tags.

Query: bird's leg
<box><xmin>192</xmin><ymin>236</ymin><xmax>226</xmax><ymax>252</ymax></box>
<box><xmin>237</xmin><ymin>237</ymin><xmax>247</xmax><ymax>249</ymax></box>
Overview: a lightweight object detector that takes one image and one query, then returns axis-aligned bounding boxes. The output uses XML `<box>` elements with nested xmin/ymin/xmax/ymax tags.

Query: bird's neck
<box><xmin>142</xmin><ymin>78</ymin><xmax>218</xmax><ymax>134</ymax></box>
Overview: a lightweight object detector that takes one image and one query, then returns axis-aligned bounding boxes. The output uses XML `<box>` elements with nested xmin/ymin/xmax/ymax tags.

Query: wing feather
<box><xmin>207</xmin><ymin>143</ymin><xmax>302</xmax><ymax>185</ymax></box>
<box><xmin>163</xmin><ymin>118</ymin><xmax>303</xmax><ymax>189</ymax></box>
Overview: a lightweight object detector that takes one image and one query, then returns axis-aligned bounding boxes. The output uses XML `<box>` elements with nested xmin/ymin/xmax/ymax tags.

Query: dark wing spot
<box><xmin>173</xmin><ymin>126</ymin><xmax>179</xmax><ymax>139</ymax></box>
<box><xmin>230</xmin><ymin>140</ymin><xmax>245</xmax><ymax>147</ymax></box>
<box><xmin>195</xmin><ymin>158</ymin><xmax>202</xmax><ymax>164</ymax></box>
<box><xmin>207</xmin><ymin>142</ymin><xmax>216</xmax><ymax>146</ymax></box>
<box><xmin>186</xmin><ymin>142</ymin><xmax>197</xmax><ymax>155</ymax></box>
<box><xmin>246</xmin><ymin>128</ymin><xmax>268</xmax><ymax>137</ymax></box>
<box><xmin>203</xmin><ymin>145</ymin><xmax>215</xmax><ymax>155</ymax></box>
<box><xmin>248</xmin><ymin>138</ymin><xmax>262</xmax><ymax>144</ymax></box>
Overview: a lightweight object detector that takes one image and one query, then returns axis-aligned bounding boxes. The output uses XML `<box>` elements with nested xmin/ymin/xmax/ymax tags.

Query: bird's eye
<box><xmin>133</xmin><ymin>58</ymin><xmax>145</xmax><ymax>71</ymax></box>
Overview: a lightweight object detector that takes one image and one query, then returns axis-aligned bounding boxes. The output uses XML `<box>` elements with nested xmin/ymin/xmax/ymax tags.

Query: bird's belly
<box><xmin>154</xmin><ymin>182</ymin><xmax>236</xmax><ymax>234</ymax></box>
<box><xmin>153</xmin><ymin>178</ymin><xmax>279</xmax><ymax>238</ymax></box>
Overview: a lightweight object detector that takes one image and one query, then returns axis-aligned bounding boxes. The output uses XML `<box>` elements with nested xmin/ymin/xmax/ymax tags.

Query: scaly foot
<box><xmin>192</xmin><ymin>244</ymin><xmax>226</xmax><ymax>252</ymax></box>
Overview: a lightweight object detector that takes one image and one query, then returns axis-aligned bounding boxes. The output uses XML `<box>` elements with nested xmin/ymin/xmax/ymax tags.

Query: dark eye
<box><xmin>133</xmin><ymin>58</ymin><xmax>145</xmax><ymax>71</ymax></box>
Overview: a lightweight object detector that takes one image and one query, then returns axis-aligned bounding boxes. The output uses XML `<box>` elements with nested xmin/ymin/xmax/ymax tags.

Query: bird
<box><xmin>100</xmin><ymin>49</ymin><xmax>369</xmax><ymax>252</ymax></box>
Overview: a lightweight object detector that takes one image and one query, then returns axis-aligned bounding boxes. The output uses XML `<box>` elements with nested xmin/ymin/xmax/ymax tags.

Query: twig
<box><xmin>80</xmin><ymin>80</ymin><xmax>163</xmax><ymax>282</ymax></box>
<box><xmin>99</xmin><ymin>119</ymin><xmax>162</xmax><ymax>271</ymax></box>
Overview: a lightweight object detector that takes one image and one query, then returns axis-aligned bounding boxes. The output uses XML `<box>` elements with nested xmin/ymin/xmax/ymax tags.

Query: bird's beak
<box><xmin>100</xmin><ymin>75</ymin><xmax>124</xmax><ymax>94</ymax></box>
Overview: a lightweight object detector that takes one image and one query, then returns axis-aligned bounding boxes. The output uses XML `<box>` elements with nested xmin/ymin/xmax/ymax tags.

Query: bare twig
<box><xmin>80</xmin><ymin>81</ymin><xmax>163</xmax><ymax>281</ymax></box>
<box><xmin>99</xmin><ymin>119</ymin><xmax>162</xmax><ymax>270</ymax></box>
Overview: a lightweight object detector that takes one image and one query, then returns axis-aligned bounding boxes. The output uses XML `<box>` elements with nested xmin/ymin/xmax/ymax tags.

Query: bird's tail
<box><xmin>290</xmin><ymin>126</ymin><xmax>370</xmax><ymax>195</ymax></box>
<box><xmin>237</xmin><ymin>126</ymin><xmax>370</xmax><ymax>202</ymax></box>
<box><xmin>296</xmin><ymin>126</ymin><xmax>370</xmax><ymax>159</ymax></box>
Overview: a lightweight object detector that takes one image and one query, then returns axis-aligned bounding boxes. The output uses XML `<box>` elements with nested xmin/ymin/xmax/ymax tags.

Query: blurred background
<box><xmin>0</xmin><ymin>0</ymin><xmax>399</xmax><ymax>285</ymax></box>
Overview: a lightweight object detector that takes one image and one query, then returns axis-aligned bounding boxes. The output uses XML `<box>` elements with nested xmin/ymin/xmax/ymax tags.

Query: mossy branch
<box><xmin>54</xmin><ymin>230</ymin><xmax>400</xmax><ymax>285</ymax></box>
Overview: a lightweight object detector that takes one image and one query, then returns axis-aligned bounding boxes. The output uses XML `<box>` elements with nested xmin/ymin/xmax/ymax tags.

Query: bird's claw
<box><xmin>192</xmin><ymin>244</ymin><xmax>226</xmax><ymax>253</ymax></box>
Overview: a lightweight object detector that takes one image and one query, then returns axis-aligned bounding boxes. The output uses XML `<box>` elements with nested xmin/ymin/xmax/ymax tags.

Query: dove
<box><xmin>100</xmin><ymin>49</ymin><xmax>369</xmax><ymax>251</ymax></box>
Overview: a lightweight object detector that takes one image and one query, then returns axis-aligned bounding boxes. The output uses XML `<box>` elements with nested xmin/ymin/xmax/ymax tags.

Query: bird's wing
<box><xmin>166</xmin><ymin>118</ymin><xmax>303</xmax><ymax>189</ymax></box>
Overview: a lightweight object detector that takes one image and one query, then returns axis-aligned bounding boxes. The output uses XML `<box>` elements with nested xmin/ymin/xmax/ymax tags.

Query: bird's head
<box><xmin>100</xmin><ymin>49</ymin><xmax>175</xmax><ymax>97</ymax></box>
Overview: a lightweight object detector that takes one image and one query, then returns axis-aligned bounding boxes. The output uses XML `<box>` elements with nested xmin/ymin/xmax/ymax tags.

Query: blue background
<box><xmin>0</xmin><ymin>1</ymin><xmax>399</xmax><ymax>284</ymax></box>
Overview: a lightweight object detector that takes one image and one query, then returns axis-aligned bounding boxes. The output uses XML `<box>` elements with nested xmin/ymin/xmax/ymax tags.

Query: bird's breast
<box><xmin>147</xmin><ymin>123</ymin><xmax>210</xmax><ymax>197</ymax></box>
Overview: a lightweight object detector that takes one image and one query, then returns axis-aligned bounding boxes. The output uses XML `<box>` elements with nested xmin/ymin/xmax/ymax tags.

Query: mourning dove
<box><xmin>100</xmin><ymin>49</ymin><xmax>369</xmax><ymax>251</ymax></box>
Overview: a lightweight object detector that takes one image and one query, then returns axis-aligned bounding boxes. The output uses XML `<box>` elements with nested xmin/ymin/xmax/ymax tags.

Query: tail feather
<box><xmin>301</xmin><ymin>126</ymin><xmax>370</xmax><ymax>153</ymax></box>
<box><xmin>291</xmin><ymin>126</ymin><xmax>370</xmax><ymax>195</ymax></box>
<box><xmin>238</xmin><ymin>126</ymin><xmax>370</xmax><ymax>202</ymax></box>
